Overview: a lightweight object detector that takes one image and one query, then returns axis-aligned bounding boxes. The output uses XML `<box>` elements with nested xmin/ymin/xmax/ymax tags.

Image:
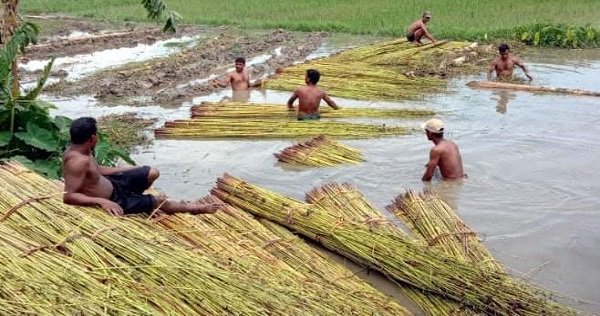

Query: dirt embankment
<box><xmin>46</xmin><ymin>29</ymin><xmax>327</xmax><ymax>104</ymax></box>
<box><xmin>22</xmin><ymin>24</ymin><xmax>202</xmax><ymax>62</ymax></box>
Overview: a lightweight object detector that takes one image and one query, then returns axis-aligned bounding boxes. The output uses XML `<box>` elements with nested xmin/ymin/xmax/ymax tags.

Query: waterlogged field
<box><xmin>23</xmin><ymin>0</ymin><xmax>600</xmax><ymax>39</ymax></box>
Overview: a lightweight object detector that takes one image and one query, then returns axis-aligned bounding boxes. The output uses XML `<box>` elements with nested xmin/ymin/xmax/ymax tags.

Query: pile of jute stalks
<box><xmin>0</xmin><ymin>162</ymin><xmax>411</xmax><ymax>315</ymax></box>
<box><xmin>155</xmin><ymin>118</ymin><xmax>409</xmax><ymax>139</ymax></box>
<box><xmin>265</xmin><ymin>39</ymin><xmax>492</xmax><ymax>101</ymax></box>
<box><xmin>275</xmin><ymin>135</ymin><xmax>364</xmax><ymax>166</ymax></box>
<box><xmin>213</xmin><ymin>175</ymin><xmax>576</xmax><ymax>316</ymax></box>
<box><xmin>191</xmin><ymin>101</ymin><xmax>436</xmax><ymax>119</ymax></box>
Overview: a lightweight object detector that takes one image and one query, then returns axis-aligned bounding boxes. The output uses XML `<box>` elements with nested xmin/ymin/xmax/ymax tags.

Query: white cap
<box><xmin>422</xmin><ymin>118</ymin><xmax>445</xmax><ymax>134</ymax></box>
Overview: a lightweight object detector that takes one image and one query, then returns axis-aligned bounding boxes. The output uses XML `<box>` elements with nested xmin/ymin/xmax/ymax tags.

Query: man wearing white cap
<box><xmin>422</xmin><ymin>118</ymin><xmax>465</xmax><ymax>181</ymax></box>
<box><xmin>406</xmin><ymin>11</ymin><xmax>437</xmax><ymax>45</ymax></box>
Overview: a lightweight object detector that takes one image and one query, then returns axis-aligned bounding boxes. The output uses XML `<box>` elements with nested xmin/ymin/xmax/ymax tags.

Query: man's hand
<box><xmin>99</xmin><ymin>200</ymin><xmax>124</xmax><ymax>216</ymax></box>
<box><xmin>526</xmin><ymin>74</ymin><xmax>533</xmax><ymax>81</ymax></box>
<box><xmin>287</xmin><ymin>106</ymin><xmax>295</xmax><ymax>111</ymax></box>
<box><xmin>201</xmin><ymin>203</ymin><xmax>224</xmax><ymax>214</ymax></box>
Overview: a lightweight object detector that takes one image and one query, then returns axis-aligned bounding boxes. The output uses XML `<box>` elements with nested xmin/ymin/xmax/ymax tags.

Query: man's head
<box><xmin>422</xmin><ymin>11</ymin><xmax>432</xmax><ymax>23</ymax></box>
<box><xmin>70</xmin><ymin>117</ymin><xmax>98</xmax><ymax>148</ymax></box>
<box><xmin>498</xmin><ymin>43</ymin><xmax>510</xmax><ymax>60</ymax></box>
<box><xmin>234</xmin><ymin>57</ymin><xmax>245</xmax><ymax>72</ymax></box>
<box><xmin>305</xmin><ymin>69</ymin><xmax>321</xmax><ymax>85</ymax></box>
<box><xmin>423</xmin><ymin>118</ymin><xmax>444</xmax><ymax>140</ymax></box>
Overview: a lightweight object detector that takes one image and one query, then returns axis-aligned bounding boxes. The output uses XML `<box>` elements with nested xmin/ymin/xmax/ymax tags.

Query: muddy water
<box><xmin>127</xmin><ymin>48</ymin><xmax>600</xmax><ymax>313</ymax></box>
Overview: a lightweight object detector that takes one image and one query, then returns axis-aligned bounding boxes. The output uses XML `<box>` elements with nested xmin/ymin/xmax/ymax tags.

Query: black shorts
<box><xmin>406</xmin><ymin>32</ymin><xmax>416</xmax><ymax>42</ymax></box>
<box><xmin>106</xmin><ymin>166</ymin><xmax>156</xmax><ymax>214</ymax></box>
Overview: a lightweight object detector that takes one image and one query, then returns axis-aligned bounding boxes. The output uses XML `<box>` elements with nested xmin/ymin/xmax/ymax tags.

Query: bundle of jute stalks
<box><xmin>156</xmin><ymin>196</ymin><xmax>410</xmax><ymax>315</ymax></box>
<box><xmin>387</xmin><ymin>190</ymin><xmax>504</xmax><ymax>272</ymax></box>
<box><xmin>0</xmin><ymin>162</ymin><xmax>411</xmax><ymax>315</ymax></box>
<box><xmin>212</xmin><ymin>174</ymin><xmax>575</xmax><ymax>316</ymax></box>
<box><xmin>275</xmin><ymin>135</ymin><xmax>364</xmax><ymax>167</ymax></box>
<box><xmin>155</xmin><ymin>118</ymin><xmax>409</xmax><ymax>139</ymax></box>
<box><xmin>307</xmin><ymin>182</ymin><xmax>476</xmax><ymax>315</ymax></box>
<box><xmin>191</xmin><ymin>101</ymin><xmax>436</xmax><ymax>119</ymax></box>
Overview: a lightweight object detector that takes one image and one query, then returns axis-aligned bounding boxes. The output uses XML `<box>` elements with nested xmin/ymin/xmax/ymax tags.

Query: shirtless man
<box><xmin>287</xmin><ymin>69</ymin><xmax>339</xmax><ymax>120</ymax></box>
<box><xmin>406</xmin><ymin>11</ymin><xmax>436</xmax><ymax>45</ymax></box>
<box><xmin>62</xmin><ymin>117</ymin><xmax>222</xmax><ymax>216</ymax></box>
<box><xmin>421</xmin><ymin>118</ymin><xmax>465</xmax><ymax>181</ymax></box>
<box><xmin>488</xmin><ymin>43</ymin><xmax>533</xmax><ymax>81</ymax></box>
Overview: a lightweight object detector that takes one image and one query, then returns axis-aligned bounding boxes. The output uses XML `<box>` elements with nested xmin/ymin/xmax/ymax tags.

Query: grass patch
<box><xmin>22</xmin><ymin>0</ymin><xmax>600</xmax><ymax>41</ymax></box>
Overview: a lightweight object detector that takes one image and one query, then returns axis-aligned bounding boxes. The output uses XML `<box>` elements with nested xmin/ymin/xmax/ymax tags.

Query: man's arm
<box><xmin>63</xmin><ymin>157</ymin><xmax>124</xmax><ymax>216</ymax></box>
<box><xmin>287</xmin><ymin>89</ymin><xmax>299</xmax><ymax>110</ymax></box>
<box><xmin>97</xmin><ymin>165</ymin><xmax>137</xmax><ymax>176</ymax></box>
<box><xmin>211</xmin><ymin>73</ymin><xmax>231</xmax><ymax>88</ymax></box>
<box><xmin>422</xmin><ymin>148</ymin><xmax>441</xmax><ymax>181</ymax></box>
<box><xmin>515</xmin><ymin>58</ymin><xmax>533</xmax><ymax>81</ymax></box>
<box><xmin>487</xmin><ymin>60</ymin><xmax>497</xmax><ymax>80</ymax></box>
<box><xmin>322</xmin><ymin>93</ymin><xmax>339</xmax><ymax>110</ymax></box>
<box><xmin>422</xmin><ymin>25</ymin><xmax>436</xmax><ymax>43</ymax></box>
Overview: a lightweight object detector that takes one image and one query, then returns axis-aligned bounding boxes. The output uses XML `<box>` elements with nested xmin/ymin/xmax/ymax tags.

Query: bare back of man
<box><xmin>429</xmin><ymin>140</ymin><xmax>464</xmax><ymax>179</ymax></box>
<box><xmin>287</xmin><ymin>69</ymin><xmax>338</xmax><ymax>119</ymax></box>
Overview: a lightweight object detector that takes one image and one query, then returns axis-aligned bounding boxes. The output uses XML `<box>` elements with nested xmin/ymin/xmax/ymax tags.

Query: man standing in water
<box><xmin>406</xmin><ymin>11</ymin><xmax>437</xmax><ymax>45</ymax></box>
<box><xmin>421</xmin><ymin>118</ymin><xmax>465</xmax><ymax>181</ymax></box>
<box><xmin>63</xmin><ymin>117</ymin><xmax>222</xmax><ymax>216</ymax></box>
<box><xmin>216</xmin><ymin>57</ymin><xmax>263</xmax><ymax>102</ymax></box>
<box><xmin>488</xmin><ymin>43</ymin><xmax>533</xmax><ymax>81</ymax></box>
<box><xmin>287</xmin><ymin>69</ymin><xmax>339</xmax><ymax>120</ymax></box>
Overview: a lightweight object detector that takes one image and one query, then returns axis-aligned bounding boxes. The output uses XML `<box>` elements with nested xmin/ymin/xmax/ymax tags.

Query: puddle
<box><xmin>21</xmin><ymin>35</ymin><xmax>202</xmax><ymax>80</ymax></box>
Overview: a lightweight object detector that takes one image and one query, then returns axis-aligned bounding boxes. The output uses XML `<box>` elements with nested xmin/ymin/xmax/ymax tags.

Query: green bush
<box><xmin>510</xmin><ymin>23</ymin><xmax>600</xmax><ymax>48</ymax></box>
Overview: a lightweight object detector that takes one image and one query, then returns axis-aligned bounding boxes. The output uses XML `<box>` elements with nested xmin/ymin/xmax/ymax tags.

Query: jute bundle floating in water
<box><xmin>467</xmin><ymin>80</ymin><xmax>600</xmax><ymax>97</ymax></box>
<box><xmin>191</xmin><ymin>101</ymin><xmax>436</xmax><ymax>119</ymax></box>
<box><xmin>275</xmin><ymin>135</ymin><xmax>364</xmax><ymax>167</ymax></box>
<box><xmin>212</xmin><ymin>174</ymin><xmax>575</xmax><ymax>316</ymax></box>
<box><xmin>265</xmin><ymin>40</ymin><xmax>489</xmax><ymax>101</ymax></box>
<box><xmin>0</xmin><ymin>162</ymin><xmax>411</xmax><ymax>315</ymax></box>
<box><xmin>155</xmin><ymin>118</ymin><xmax>409</xmax><ymax>139</ymax></box>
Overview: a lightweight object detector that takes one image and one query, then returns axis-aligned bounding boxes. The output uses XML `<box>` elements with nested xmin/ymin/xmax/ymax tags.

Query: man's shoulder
<box><xmin>64</xmin><ymin>151</ymin><xmax>91</xmax><ymax>168</ymax></box>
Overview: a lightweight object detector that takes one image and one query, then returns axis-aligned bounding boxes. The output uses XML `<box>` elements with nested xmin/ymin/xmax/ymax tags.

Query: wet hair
<box><xmin>498</xmin><ymin>43</ymin><xmax>510</xmax><ymax>53</ymax></box>
<box><xmin>70</xmin><ymin>117</ymin><xmax>97</xmax><ymax>144</ymax></box>
<box><xmin>306</xmin><ymin>69</ymin><xmax>320</xmax><ymax>84</ymax></box>
<box><xmin>235</xmin><ymin>57</ymin><xmax>246</xmax><ymax>64</ymax></box>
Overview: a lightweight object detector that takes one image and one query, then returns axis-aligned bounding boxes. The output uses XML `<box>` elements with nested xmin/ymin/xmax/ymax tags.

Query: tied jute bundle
<box><xmin>212</xmin><ymin>174</ymin><xmax>575</xmax><ymax>316</ymax></box>
<box><xmin>275</xmin><ymin>135</ymin><xmax>364</xmax><ymax>167</ymax></box>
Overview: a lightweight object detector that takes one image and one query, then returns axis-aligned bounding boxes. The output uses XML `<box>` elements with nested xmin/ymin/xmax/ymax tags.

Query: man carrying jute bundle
<box><xmin>287</xmin><ymin>69</ymin><xmax>339</xmax><ymax>120</ymax></box>
<box><xmin>62</xmin><ymin>117</ymin><xmax>222</xmax><ymax>216</ymax></box>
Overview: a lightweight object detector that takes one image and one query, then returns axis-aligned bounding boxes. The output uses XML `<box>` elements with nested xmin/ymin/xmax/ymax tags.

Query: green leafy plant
<box><xmin>0</xmin><ymin>23</ymin><xmax>134</xmax><ymax>179</ymax></box>
<box><xmin>511</xmin><ymin>23</ymin><xmax>600</xmax><ymax>48</ymax></box>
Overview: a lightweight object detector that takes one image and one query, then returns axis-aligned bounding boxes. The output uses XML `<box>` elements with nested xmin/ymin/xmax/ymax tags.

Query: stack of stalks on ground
<box><xmin>265</xmin><ymin>39</ymin><xmax>492</xmax><ymax>101</ymax></box>
<box><xmin>156</xmin><ymin>196</ymin><xmax>410</xmax><ymax>315</ymax></box>
<box><xmin>275</xmin><ymin>135</ymin><xmax>364</xmax><ymax>167</ymax></box>
<box><xmin>155</xmin><ymin>118</ymin><xmax>408</xmax><ymax>139</ymax></box>
<box><xmin>212</xmin><ymin>174</ymin><xmax>575</xmax><ymax>316</ymax></box>
<box><xmin>0</xmin><ymin>162</ymin><xmax>410</xmax><ymax>315</ymax></box>
<box><xmin>191</xmin><ymin>101</ymin><xmax>436</xmax><ymax>119</ymax></box>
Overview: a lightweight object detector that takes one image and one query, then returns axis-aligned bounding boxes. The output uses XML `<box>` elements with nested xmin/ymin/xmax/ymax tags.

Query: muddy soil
<box><xmin>46</xmin><ymin>29</ymin><xmax>328</xmax><ymax>105</ymax></box>
<box><xmin>22</xmin><ymin>16</ymin><xmax>204</xmax><ymax>61</ymax></box>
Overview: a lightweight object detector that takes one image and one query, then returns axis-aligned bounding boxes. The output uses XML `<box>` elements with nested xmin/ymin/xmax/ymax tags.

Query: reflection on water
<box><xmin>47</xmin><ymin>46</ymin><xmax>600</xmax><ymax>313</ymax></box>
<box><xmin>492</xmin><ymin>90</ymin><xmax>517</xmax><ymax>114</ymax></box>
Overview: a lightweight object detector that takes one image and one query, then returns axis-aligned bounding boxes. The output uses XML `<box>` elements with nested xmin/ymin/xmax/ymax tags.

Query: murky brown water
<box><xmin>46</xmin><ymin>38</ymin><xmax>600</xmax><ymax>313</ymax></box>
